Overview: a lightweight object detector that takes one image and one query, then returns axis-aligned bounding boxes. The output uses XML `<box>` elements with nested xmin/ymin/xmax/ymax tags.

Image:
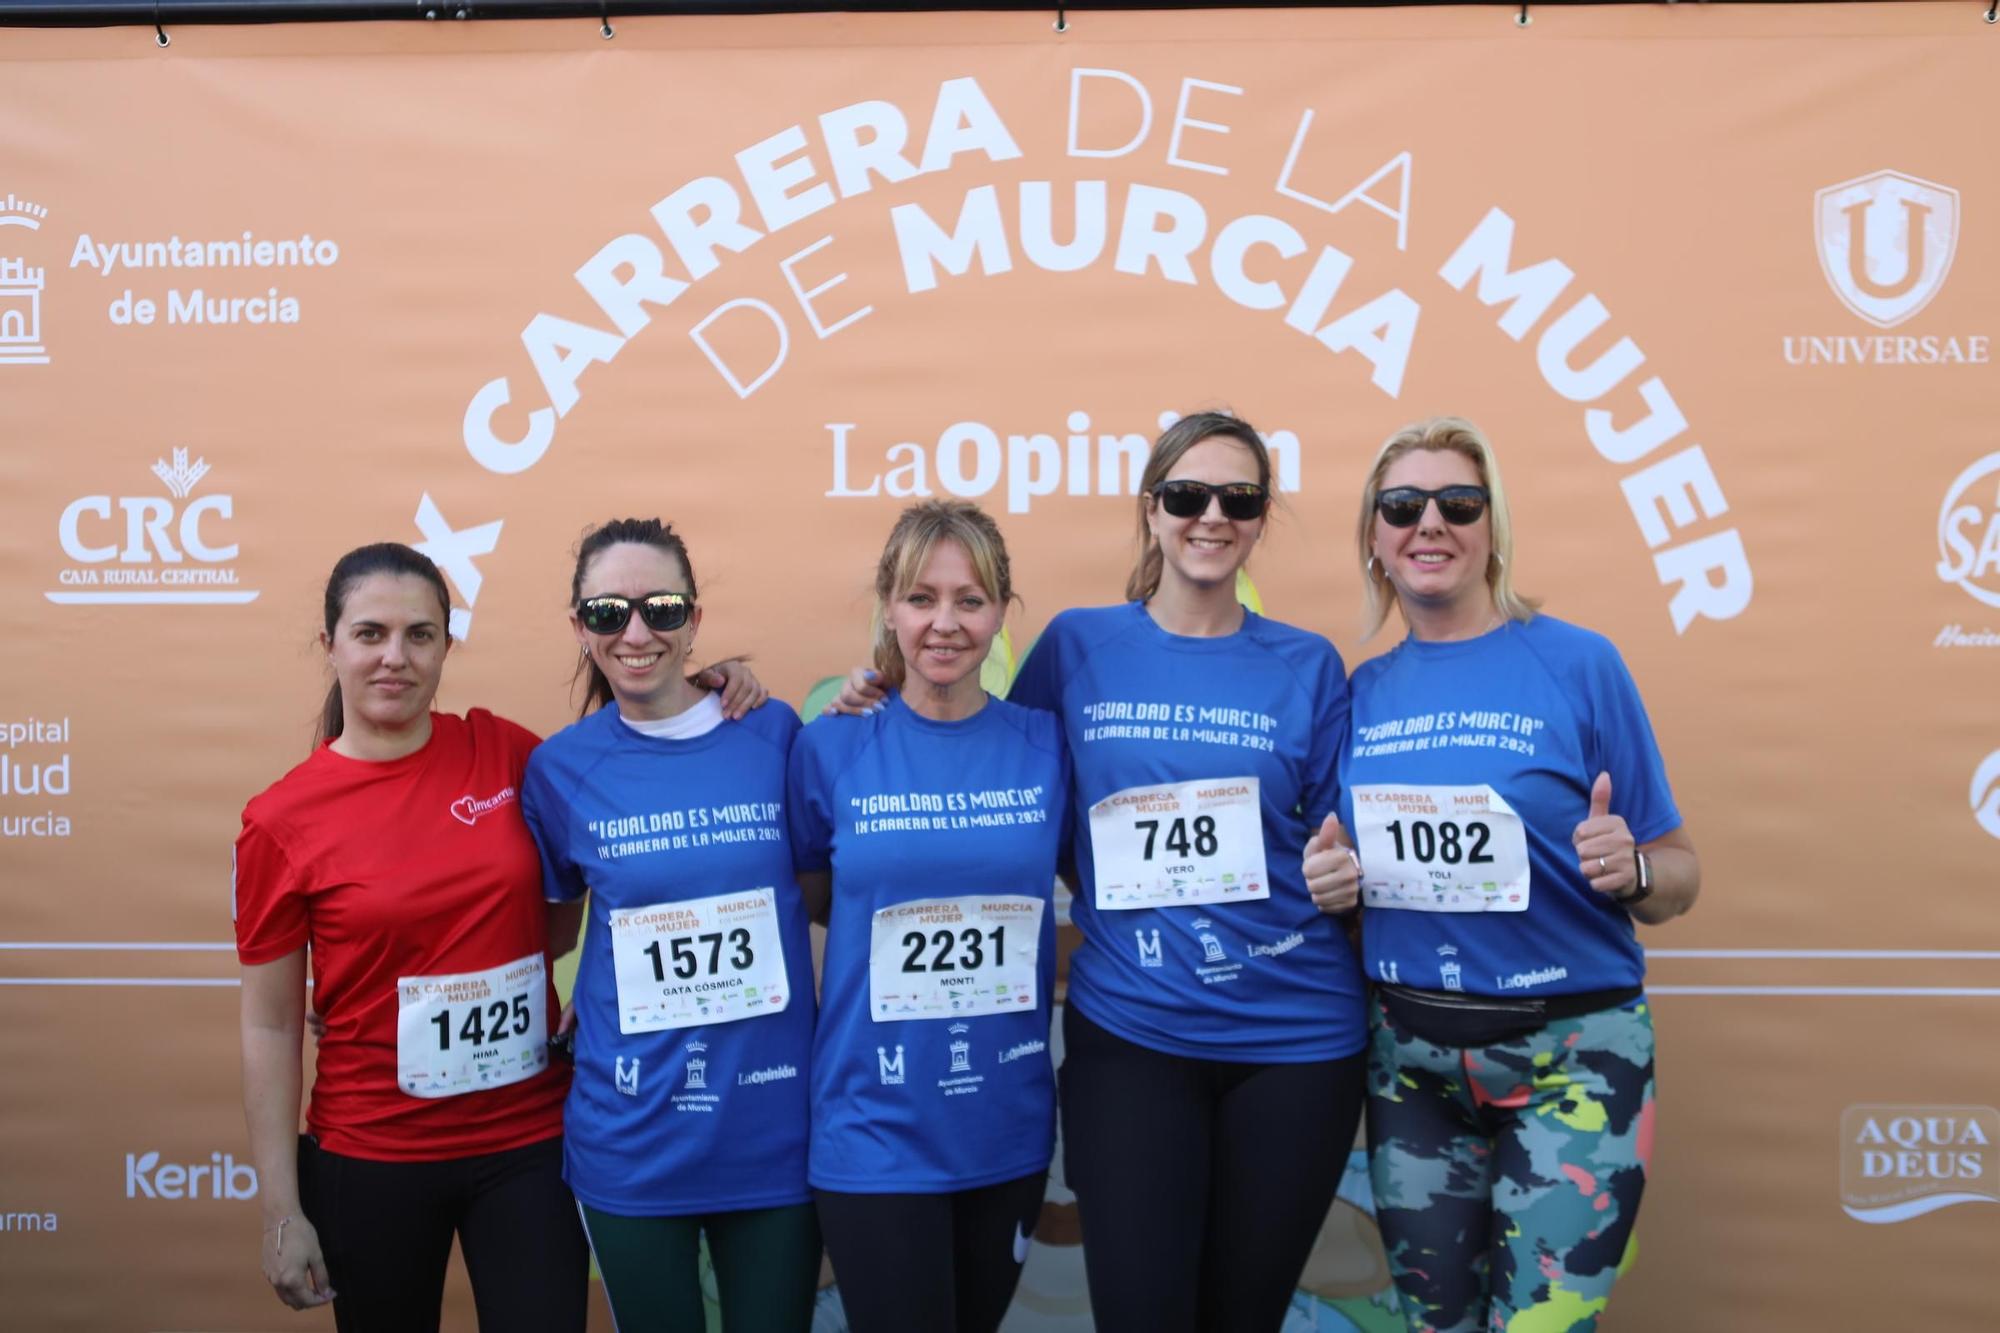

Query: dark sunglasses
<box><xmin>1153</xmin><ymin>479</ymin><xmax>1270</xmax><ymax>522</ymax></box>
<box><xmin>1375</xmin><ymin>485</ymin><xmax>1489</xmax><ymax>528</ymax></box>
<box><xmin>576</xmin><ymin>591</ymin><xmax>693</xmax><ymax>635</ymax></box>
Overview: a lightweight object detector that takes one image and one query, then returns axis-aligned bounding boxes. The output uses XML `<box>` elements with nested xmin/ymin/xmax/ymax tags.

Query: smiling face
<box><xmin>571</xmin><ymin>540</ymin><xmax>703</xmax><ymax>720</ymax></box>
<box><xmin>1371</xmin><ymin>447</ymin><xmax>1495</xmax><ymax>618</ymax></box>
<box><xmin>887</xmin><ymin>537</ymin><xmax>1001</xmax><ymax>698</ymax></box>
<box><xmin>323</xmin><ymin>572</ymin><xmax>450</xmax><ymax>741</ymax></box>
<box><xmin>1145</xmin><ymin>436</ymin><xmax>1266</xmax><ymax>594</ymax></box>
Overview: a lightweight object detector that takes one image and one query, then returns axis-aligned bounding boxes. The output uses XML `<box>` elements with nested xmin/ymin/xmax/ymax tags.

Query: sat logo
<box><xmin>1936</xmin><ymin>453</ymin><xmax>2000</xmax><ymax>610</ymax></box>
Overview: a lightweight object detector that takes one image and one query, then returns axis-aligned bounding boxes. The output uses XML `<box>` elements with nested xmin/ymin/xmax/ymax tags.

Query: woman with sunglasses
<box><xmin>789</xmin><ymin>500</ymin><xmax>1070</xmax><ymax>1333</ymax></box>
<box><xmin>519</xmin><ymin>518</ymin><xmax>822</xmax><ymax>1332</ymax></box>
<box><xmin>832</xmin><ymin>415</ymin><xmax>1367</xmax><ymax>1329</ymax></box>
<box><xmin>1314</xmin><ymin>417</ymin><xmax>1700</xmax><ymax>1333</ymax></box>
<box><xmin>1009</xmin><ymin>411</ymin><xmax>1368</xmax><ymax>1333</ymax></box>
<box><xmin>235</xmin><ymin>542</ymin><xmax>589</xmax><ymax>1331</ymax></box>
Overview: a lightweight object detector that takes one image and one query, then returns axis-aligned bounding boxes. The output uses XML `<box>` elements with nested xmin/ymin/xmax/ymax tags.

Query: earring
<box><xmin>1366</xmin><ymin>555</ymin><xmax>1383</xmax><ymax>580</ymax></box>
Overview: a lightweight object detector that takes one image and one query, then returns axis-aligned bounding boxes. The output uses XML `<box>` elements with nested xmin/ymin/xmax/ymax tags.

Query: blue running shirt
<box><xmin>1008</xmin><ymin>602</ymin><xmax>1368</xmax><ymax>1063</ymax></box>
<box><xmin>1342</xmin><ymin>616</ymin><xmax>1681</xmax><ymax>997</ymax></box>
<box><xmin>788</xmin><ymin>693</ymin><xmax>1069</xmax><ymax>1193</ymax></box>
<box><xmin>521</xmin><ymin>702</ymin><xmax>814</xmax><ymax>1215</ymax></box>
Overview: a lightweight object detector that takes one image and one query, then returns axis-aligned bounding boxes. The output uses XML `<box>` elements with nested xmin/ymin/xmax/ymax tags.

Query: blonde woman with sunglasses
<box><xmin>1316</xmin><ymin>417</ymin><xmax>1701</xmax><ymax>1333</ymax></box>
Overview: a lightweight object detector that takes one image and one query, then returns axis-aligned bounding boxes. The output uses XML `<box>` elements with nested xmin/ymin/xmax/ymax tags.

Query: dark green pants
<box><xmin>578</xmin><ymin>1199</ymin><xmax>821</xmax><ymax>1332</ymax></box>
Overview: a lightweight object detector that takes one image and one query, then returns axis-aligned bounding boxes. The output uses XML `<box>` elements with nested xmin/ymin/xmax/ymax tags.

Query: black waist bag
<box><xmin>1377</xmin><ymin>982</ymin><xmax>1642</xmax><ymax>1049</ymax></box>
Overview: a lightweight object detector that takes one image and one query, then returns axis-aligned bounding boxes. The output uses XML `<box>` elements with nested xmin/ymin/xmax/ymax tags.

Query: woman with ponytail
<box><xmin>519</xmin><ymin>518</ymin><xmax>822</xmax><ymax>1332</ymax></box>
<box><xmin>234</xmin><ymin>543</ymin><xmax>589</xmax><ymax>1331</ymax></box>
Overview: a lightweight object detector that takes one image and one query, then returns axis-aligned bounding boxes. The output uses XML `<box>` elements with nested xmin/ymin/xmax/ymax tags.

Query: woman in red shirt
<box><xmin>235</xmin><ymin>543</ymin><xmax>588</xmax><ymax>1331</ymax></box>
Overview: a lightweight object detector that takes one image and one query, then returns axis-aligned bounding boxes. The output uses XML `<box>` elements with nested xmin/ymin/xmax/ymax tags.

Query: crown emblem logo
<box><xmin>151</xmin><ymin>448</ymin><xmax>211</xmax><ymax>499</ymax></box>
<box><xmin>0</xmin><ymin>195</ymin><xmax>48</xmax><ymax>230</ymax></box>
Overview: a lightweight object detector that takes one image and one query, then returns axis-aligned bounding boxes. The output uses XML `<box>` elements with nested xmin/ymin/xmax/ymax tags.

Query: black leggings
<box><xmin>816</xmin><ymin>1170</ymin><xmax>1046</xmax><ymax>1333</ymax></box>
<box><xmin>297</xmin><ymin>1133</ymin><xmax>588</xmax><ymax>1333</ymax></box>
<box><xmin>1059</xmin><ymin>1005</ymin><xmax>1367</xmax><ymax>1333</ymax></box>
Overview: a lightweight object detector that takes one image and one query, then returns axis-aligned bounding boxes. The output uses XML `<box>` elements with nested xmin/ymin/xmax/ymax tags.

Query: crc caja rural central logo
<box><xmin>46</xmin><ymin>449</ymin><xmax>259</xmax><ymax>605</ymax></box>
<box><xmin>1815</xmin><ymin>170</ymin><xmax>1959</xmax><ymax>330</ymax></box>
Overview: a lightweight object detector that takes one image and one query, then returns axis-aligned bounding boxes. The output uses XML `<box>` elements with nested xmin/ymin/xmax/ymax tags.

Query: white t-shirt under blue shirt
<box><xmin>1341</xmin><ymin>615</ymin><xmax>1681</xmax><ymax>998</ymax></box>
<box><xmin>520</xmin><ymin>701</ymin><xmax>814</xmax><ymax>1216</ymax></box>
<box><xmin>1008</xmin><ymin>602</ymin><xmax>1368</xmax><ymax>1063</ymax></box>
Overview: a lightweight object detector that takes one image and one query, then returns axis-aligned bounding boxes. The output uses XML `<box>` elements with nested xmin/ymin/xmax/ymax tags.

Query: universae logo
<box><xmin>1840</xmin><ymin>1105</ymin><xmax>1997</xmax><ymax>1224</ymax></box>
<box><xmin>1786</xmin><ymin>170</ymin><xmax>1987</xmax><ymax>368</ymax></box>
<box><xmin>1815</xmin><ymin>170</ymin><xmax>1958</xmax><ymax>330</ymax></box>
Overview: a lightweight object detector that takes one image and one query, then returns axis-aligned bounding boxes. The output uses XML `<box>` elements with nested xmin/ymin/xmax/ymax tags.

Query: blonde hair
<box><xmin>1125</xmin><ymin>411</ymin><xmax>1272</xmax><ymax>602</ymax></box>
<box><xmin>870</xmin><ymin>500</ymin><xmax>1016</xmax><ymax>689</ymax></box>
<box><xmin>1356</xmin><ymin>416</ymin><xmax>1539</xmax><ymax>640</ymax></box>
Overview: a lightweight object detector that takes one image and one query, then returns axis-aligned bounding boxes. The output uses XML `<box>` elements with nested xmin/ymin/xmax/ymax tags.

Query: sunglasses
<box><xmin>1375</xmin><ymin>485</ymin><xmax>1489</xmax><ymax>528</ymax></box>
<box><xmin>576</xmin><ymin>591</ymin><xmax>693</xmax><ymax>636</ymax></box>
<box><xmin>1153</xmin><ymin>479</ymin><xmax>1271</xmax><ymax>522</ymax></box>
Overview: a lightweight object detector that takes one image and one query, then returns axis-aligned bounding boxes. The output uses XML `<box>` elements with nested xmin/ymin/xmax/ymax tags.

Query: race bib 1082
<box><xmin>1352</xmin><ymin>783</ymin><xmax>1531</xmax><ymax>913</ymax></box>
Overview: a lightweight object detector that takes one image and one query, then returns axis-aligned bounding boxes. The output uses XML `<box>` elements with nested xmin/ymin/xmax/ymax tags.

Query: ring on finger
<box><xmin>1597</xmin><ymin>856</ymin><xmax>1607</xmax><ymax>873</ymax></box>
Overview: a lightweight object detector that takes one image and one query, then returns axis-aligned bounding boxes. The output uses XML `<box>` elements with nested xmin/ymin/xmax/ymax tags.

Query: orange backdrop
<box><xmin>1</xmin><ymin>4</ymin><xmax>1997</xmax><ymax>1329</ymax></box>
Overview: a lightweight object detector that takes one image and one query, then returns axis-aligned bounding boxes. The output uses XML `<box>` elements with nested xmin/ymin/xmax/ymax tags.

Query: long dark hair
<box><xmin>570</xmin><ymin>518</ymin><xmax>697</xmax><ymax>718</ymax></box>
<box><xmin>1125</xmin><ymin>411</ymin><xmax>1273</xmax><ymax>602</ymax></box>
<box><xmin>317</xmin><ymin>543</ymin><xmax>451</xmax><ymax>746</ymax></box>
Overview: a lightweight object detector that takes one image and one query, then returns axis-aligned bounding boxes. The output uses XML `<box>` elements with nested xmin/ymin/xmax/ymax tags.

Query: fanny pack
<box><xmin>1377</xmin><ymin>982</ymin><xmax>1642</xmax><ymax>1048</ymax></box>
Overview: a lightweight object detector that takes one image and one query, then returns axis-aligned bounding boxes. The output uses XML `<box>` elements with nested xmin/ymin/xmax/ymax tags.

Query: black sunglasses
<box><xmin>1375</xmin><ymin>485</ymin><xmax>1489</xmax><ymax>528</ymax></box>
<box><xmin>1153</xmin><ymin>479</ymin><xmax>1270</xmax><ymax>522</ymax></box>
<box><xmin>576</xmin><ymin>591</ymin><xmax>693</xmax><ymax>635</ymax></box>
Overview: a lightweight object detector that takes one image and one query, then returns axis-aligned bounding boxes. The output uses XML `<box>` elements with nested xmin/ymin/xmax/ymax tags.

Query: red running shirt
<box><xmin>234</xmin><ymin>710</ymin><xmax>569</xmax><ymax>1161</ymax></box>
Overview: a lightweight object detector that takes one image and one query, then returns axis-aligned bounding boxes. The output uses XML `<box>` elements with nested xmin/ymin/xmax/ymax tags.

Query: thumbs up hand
<box><xmin>1303</xmin><ymin>811</ymin><xmax>1362</xmax><ymax>916</ymax></box>
<box><xmin>1572</xmin><ymin>771</ymin><xmax>1636</xmax><ymax>897</ymax></box>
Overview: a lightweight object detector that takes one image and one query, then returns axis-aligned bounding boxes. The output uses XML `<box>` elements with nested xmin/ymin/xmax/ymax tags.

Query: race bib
<box><xmin>609</xmin><ymin>888</ymin><xmax>790</xmax><ymax>1034</ymax></box>
<box><xmin>1089</xmin><ymin>777</ymin><xmax>1269</xmax><ymax>910</ymax></box>
<box><xmin>868</xmin><ymin>896</ymin><xmax>1044</xmax><ymax>1021</ymax></box>
<box><xmin>396</xmin><ymin>953</ymin><xmax>549</xmax><ymax>1099</ymax></box>
<box><xmin>1351</xmin><ymin>784</ymin><xmax>1531</xmax><ymax>912</ymax></box>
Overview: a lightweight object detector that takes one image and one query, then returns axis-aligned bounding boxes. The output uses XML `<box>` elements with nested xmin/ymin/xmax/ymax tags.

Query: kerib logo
<box><xmin>48</xmin><ymin>449</ymin><xmax>259</xmax><ymax>606</ymax></box>
<box><xmin>1841</xmin><ymin>1106</ymin><xmax>1998</xmax><ymax>1223</ymax></box>
<box><xmin>125</xmin><ymin>1151</ymin><xmax>258</xmax><ymax>1201</ymax></box>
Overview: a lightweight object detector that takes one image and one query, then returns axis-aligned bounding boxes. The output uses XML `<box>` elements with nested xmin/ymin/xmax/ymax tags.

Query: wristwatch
<box><xmin>1614</xmin><ymin>850</ymin><xmax>1653</xmax><ymax>906</ymax></box>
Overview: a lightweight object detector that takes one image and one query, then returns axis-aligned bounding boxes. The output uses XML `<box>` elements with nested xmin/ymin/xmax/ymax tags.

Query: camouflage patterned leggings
<box><xmin>1366</xmin><ymin>994</ymin><xmax>1656</xmax><ymax>1333</ymax></box>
